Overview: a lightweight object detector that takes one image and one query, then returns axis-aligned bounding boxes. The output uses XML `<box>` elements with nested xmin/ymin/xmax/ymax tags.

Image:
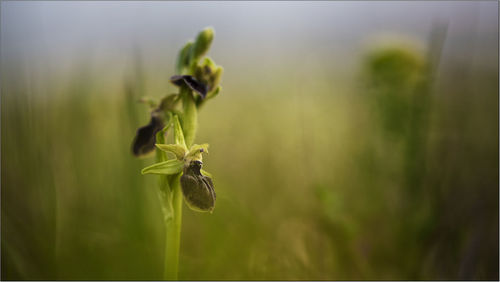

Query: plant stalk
<box><xmin>163</xmin><ymin>88</ymin><xmax>198</xmax><ymax>280</ymax></box>
<box><xmin>164</xmin><ymin>174</ymin><xmax>183</xmax><ymax>280</ymax></box>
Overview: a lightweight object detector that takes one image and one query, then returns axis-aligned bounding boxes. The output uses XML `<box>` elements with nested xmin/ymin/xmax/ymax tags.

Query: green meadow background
<box><xmin>1</xmin><ymin>1</ymin><xmax>498</xmax><ymax>280</ymax></box>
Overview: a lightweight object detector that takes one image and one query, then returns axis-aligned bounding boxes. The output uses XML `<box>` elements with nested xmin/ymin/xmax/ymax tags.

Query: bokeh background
<box><xmin>1</xmin><ymin>1</ymin><xmax>498</xmax><ymax>280</ymax></box>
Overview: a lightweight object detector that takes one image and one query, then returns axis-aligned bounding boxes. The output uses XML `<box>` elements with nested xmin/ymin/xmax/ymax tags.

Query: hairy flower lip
<box><xmin>170</xmin><ymin>75</ymin><xmax>208</xmax><ymax>99</ymax></box>
<box><xmin>180</xmin><ymin>159</ymin><xmax>216</xmax><ymax>212</ymax></box>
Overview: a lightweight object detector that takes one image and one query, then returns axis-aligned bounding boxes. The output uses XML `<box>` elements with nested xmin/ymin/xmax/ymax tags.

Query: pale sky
<box><xmin>1</xmin><ymin>1</ymin><xmax>497</xmax><ymax>77</ymax></box>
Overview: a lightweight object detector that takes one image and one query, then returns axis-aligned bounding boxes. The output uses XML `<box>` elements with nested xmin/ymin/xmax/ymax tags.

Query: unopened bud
<box><xmin>189</xmin><ymin>27</ymin><xmax>214</xmax><ymax>64</ymax></box>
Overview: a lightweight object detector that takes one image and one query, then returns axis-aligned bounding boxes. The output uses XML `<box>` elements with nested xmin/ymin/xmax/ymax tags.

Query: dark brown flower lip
<box><xmin>180</xmin><ymin>159</ymin><xmax>216</xmax><ymax>212</ymax></box>
<box><xmin>170</xmin><ymin>75</ymin><xmax>208</xmax><ymax>99</ymax></box>
<box><xmin>131</xmin><ymin>114</ymin><xmax>165</xmax><ymax>157</ymax></box>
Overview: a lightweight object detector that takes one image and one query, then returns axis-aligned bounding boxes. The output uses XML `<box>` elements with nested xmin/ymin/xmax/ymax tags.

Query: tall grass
<box><xmin>1</xmin><ymin>33</ymin><xmax>498</xmax><ymax>280</ymax></box>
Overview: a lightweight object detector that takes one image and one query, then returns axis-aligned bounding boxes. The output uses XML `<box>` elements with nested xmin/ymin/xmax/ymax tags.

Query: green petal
<box><xmin>186</xmin><ymin>144</ymin><xmax>209</xmax><ymax>162</ymax></box>
<box><xmin>141</xmin><ymin>159</ymin><xmax>184</xmax><ymax>175</ymax></box>
<box><xmin>156</xmin><ymin>144</ymin><xmax>187</xmax><ymax>160</ymax></box>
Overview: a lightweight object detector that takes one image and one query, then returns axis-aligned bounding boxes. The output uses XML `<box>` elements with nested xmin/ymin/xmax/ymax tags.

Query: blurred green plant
<box><xmin>364</xmin><ymin>46</ymin><xmax>425</xmax><ymax>137</ymax></box>
<box><xmin>131</xmin><ymin>27</ymin><xmax>223</xmax><ymax>280</ymax></box>
<box><xmin>361</xmin><ymin>29</ymin><xmax>448</xmax><ymax>279</ymax></box>
<box><xmin>364</xmin><ymin>45</ymin><xmax>428</xmax><ymax>277</ymax></box>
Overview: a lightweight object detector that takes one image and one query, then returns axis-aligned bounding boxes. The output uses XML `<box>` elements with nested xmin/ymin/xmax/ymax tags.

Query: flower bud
<box><xmin>210</xmin><ymin>66</ymin><xmax>223</xmax><ymax>92</ymax></box>
<box><xmin>189</xmin><ymin>27</ymin><xmax>214</xmax><ymax>64</ymax></box>
<box><xmin>176</xmin><ymin>41</ymin><xmax>193</xmax><ymax>74</ymax></box>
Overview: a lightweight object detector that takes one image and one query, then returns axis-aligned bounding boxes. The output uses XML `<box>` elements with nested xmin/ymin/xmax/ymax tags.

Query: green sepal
<box><xmin>141</xmin><ymin>159</ymin><xmax>184</xmax><ymax>175</ymax></box>
<box><xmin>172</xmin><ymin>114</ymin><xmax>187</xmax><ymax>149</ymax></box>
<box><xmin>156</xmin><ymin>144</ymin><xmax>187</xmax><ymax>160</ymax></box>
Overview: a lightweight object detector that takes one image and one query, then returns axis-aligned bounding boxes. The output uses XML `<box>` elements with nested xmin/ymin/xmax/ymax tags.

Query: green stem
<box><xmin>182</xmin><ymin>90</ymin><xmax>198</xmax><ymax>148</ymax></box>
<box><xmin>163</xmin><ymin>88</ymin><xmax>198</xmax><ymax>280</ymax></box>
<box><xmin>164</xmin><ymin>174</ymin><xmax>182</xmax><ymax>280</ymax></box>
